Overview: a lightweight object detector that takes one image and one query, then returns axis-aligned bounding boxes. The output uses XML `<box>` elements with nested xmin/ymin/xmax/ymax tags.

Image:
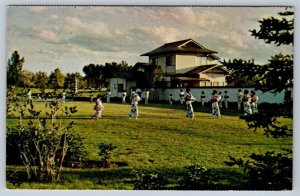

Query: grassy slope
<box><xmin>6</xmin><ymin>101</ymin><xmax>292</xmax><ymax>189</ymax></box>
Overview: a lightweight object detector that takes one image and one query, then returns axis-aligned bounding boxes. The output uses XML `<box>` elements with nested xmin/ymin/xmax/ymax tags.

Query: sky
<box><xmin>7</xmin><ymin>6</ymin><xmax>294</xmax><ymax>75</ymax></box>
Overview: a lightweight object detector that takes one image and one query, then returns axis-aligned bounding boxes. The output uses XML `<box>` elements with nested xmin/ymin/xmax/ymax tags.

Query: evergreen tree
<box><xmin>7</xmin><ymin>51</ymin><xmax>24</xmax><ymax>86</ymax></box>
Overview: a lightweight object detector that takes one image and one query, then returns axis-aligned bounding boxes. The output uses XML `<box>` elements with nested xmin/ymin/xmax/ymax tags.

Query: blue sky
<box><xmin>7</xmin><ymin>6</ymin><xmax>293</xmax><ymax>74</ymax></box>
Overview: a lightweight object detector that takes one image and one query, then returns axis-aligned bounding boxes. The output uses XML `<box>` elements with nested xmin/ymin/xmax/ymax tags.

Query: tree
<box><xmin>82</xmin><ymin>61</ymin><xmax>131</xmax><ymax>88</ymax></box>
<box><xmin>221</xmin><ymin>9</ymin><xmax>293</xmax><ymax>137</ymax></box>
<box><xmin>33</xmin><ymin>71</ymin><xmax>49</xmax><ymax>89</ymax></box>
<box><xmin>7</xmin><ymin>51</ymin><xmax>24</xmax><ymax>86</ymax></box>
<box><xmin>64</xmin><ymin>72</ymin><xmax>85</xmax><ymax>89</ymax></box>
<box><xmin>82</xmin><ymin>64</ymin><xmax>104</xmax><ymax>88</ymax></box>
<box><xmin>221</xmin><ymin>9</ymin><xmax>293</xmax><ymax>94</ymax></box>
<box><xmin>18</xmin><ymin>70</ymin><xmax>35</xmax><ymax>88</ymax></box>
<box><xmin>222</xmin><ymin>9</ymin><xmax>293</xmax><ymax>190</ymax></box>
<box><xmin>144</xmin><ymin>62</ymin><xmax>163</xmax><ymax>88</ymax></box>
<box><xmin>48</xmin><ymin>68</ymin><xmax>65</xmax><ymax>89</ymax></box>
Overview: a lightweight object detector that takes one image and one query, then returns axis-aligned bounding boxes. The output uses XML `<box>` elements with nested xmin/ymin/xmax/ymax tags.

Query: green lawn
<box><xmin>6</xmin><ymin>101</ymin><xmax>292</xmax><ymax>189</ymax></box>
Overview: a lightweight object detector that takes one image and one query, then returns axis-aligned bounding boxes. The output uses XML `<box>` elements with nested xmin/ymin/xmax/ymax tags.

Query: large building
<box><xmin>141</xmin><ymin>39</ymin><xmax>229</xmax><ymax>87</ymax></box>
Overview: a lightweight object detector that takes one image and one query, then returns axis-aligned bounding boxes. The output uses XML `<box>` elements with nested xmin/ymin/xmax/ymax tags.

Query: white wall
<box><xmin>157</xmin><ymin>87</ymin><xmax>287</xmax><ymax>104</ymax></box>
<box><xmin>176</xmin><ymin>54</ymin><xmax>196</xmax><ymax>73</ymax></box>
<box><xmin>109</xmin><ymin>78</ymin><xmax>136</xmax><ymax>98</ymax></box>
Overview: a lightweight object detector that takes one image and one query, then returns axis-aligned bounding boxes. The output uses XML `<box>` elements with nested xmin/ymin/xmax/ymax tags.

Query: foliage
<box><xmin>7</xmin><ymin>50</ymin><xmax>25</xmax><ymax>86</ymax></box>
<box><xmin>180</xmin><ymin>165</ymin><xmax>218</xmax><ymax>190</ymax></box>
<box><xmin>33</xmin><ymin>71</ymin><xmax>49</xmax><ymax>89</ymax></box>
<box><xmin>98</xmin><ymin>143</ymin><xmax>117</xmax><ymax>168</ymax></box>
<box><xmin>18</xmin><ymin>70</ymin><xmax>35</xmax><ymax>88</ymax></box>
<box><xmin>224</xmin><ymin>150</ymin><xmax>292</xmax><ymax>190</ymax></box>
<box><xmin>64</xmin><ymin>72</ymin><xmax>86</xmax><ymax>89</ymax></box>
<box><xmin>82</xmin><ymin>61</ymin><xmax>131</xmax><ymax>88</ymax></box>
<box><xmin>48</xmin><ymin>68</ymin><xmax>65</xmax><ymax>89</ymax></box>
<box><xmin>221</xmin><ymin>9</ymin><xmax>294</xmax><ymax>191</ymax></box>
<box><xmin>6</xmin><ymin>87</ymin><xmax>86</xmax><ymax>182</ymax></box>
<box><xmin>144</xmin><ymin>62</ymin><xmax>163</xmax><ymax>88</ymax></box>
<box><xmin>240</xmin><ymin>102</ymin><xmax>292</xmax><ymax>138</ymax></box>
<box><xmin>133</xmin><ymin>171</ymin><xmax>168</xmax><ymax>190</ymax></box>
<box><xmin>250</xmin><ymin>10</ymin><xmax>294</xmax><ymax>46</ymax></box>
<box><xmin>221</xmin><ymin>10</ymin><xmax>293</xmax><ymax>94</ymax></box>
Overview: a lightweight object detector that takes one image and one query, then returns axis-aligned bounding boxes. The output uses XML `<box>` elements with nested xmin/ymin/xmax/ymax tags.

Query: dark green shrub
<box><xmin>133</xmin><ymin>171</ymin><xmax>168</xmax><ymax>190</ymax></box>
<box><xmin>225</xmin><ymin>150</ymin><xmax>292</xmax><ymax>190</ymax></box>
<box><xmin>180</xmin><ymin>165</ymin><xmax>217</xmax><ymax>190</ymax></box>
<box><xmin>98</xmin><ymin>143</ymin><xmax>117</xmax><ymax>168</ymax></box>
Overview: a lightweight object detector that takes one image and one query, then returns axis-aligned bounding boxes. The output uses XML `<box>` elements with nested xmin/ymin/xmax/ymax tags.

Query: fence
<box><xmin>150</xmin><ymin>87</ymin><xmax>288</xmax><ymax>104</ymax></box>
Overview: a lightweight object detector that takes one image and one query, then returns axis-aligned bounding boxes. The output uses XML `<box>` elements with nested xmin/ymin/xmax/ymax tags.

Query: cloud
<box><xmin>27</xmin><ymin>6</ymin><xmax>45</xmax><ymax>13</ymax></box>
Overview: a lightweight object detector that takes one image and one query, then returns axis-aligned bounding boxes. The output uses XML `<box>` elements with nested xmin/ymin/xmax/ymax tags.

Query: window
<box><xmin>151</xmin><ymin>58</ymin><xmax>156</xmax><ymax>65</ymax></box>
<box><xmin>213</xmin><ymin>82</ymin><xmax>219</xmax><ymax>86</ymax></box>
<box><xmin>166</xmin><ymin>56</ymin><xmax>173</xmax><ymax>66</ymax></box>
<box><xmin>117</xmin><ymin>84</ymin><xmax>124</xmax><ymax>92</ymax></box>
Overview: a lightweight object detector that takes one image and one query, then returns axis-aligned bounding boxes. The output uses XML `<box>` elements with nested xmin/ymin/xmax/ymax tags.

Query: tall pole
<box><xmin>74</xmin><ymin>77</ymin><xmax>78</xmax><ymax>94</ymax></box>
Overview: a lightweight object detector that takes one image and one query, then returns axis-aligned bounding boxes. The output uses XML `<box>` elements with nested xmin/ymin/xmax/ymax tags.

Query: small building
<box><xmin>109</xmin><ymin>72</ymin><xmax>136</xmax><ymax>98</ymax></box>
<box><xmin>141</xmin><ymin>38</ymin><xmax>229</xmax><ymax>87</ymax></box>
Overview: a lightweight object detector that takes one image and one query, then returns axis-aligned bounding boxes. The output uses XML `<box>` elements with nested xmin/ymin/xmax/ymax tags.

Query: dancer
<box><xmin>144</xmin><ymin>89</ymin><xmax>150</xmax><ymax>104</ymax></box>
<box><xmin>93</xmin><ymin>95</ymin><xmax>105</xmax><ymax>119</ymax></box>
<box><xmin>129</xmin><ymin>93</ymin><xmax>140</xmax><ymax>119</ymax></box>
<box><xmin>179</xmin><ymin>89</ymin><xmax>185</xmax><ymax>104</ymax></box>
<box><xmin>122</xmin><ymin>91</ymin><xmax>127</xmax><ymax>103</ymax></box>
<box><xmin>237</xmin><ymin>89</ymin><xmax>243</xmax><ymax>110</ymax></box>
<box><xmin>185</xmin><ymin>89</ymin><xmax>195</xmax><ymax>118</ymax></box>
<box><xmin>169</xmin><ymin>94</ymin><xmax>174</xmax><ymax>105</ymax></box>
<box><xmin>224</xmin><ymin>91</ymin><xmax>229</xmax><ymax>109</ymax></box>
<box><xmin>200</xmin><ymin>91</ymin><xmax>206</xmax><ymax>107</ymax></box>
<box><xmin>218</xmin><ymin>91</ymin><xmax>223</xmax><ymax>108</ymax></box>
<box><xmin>106</xmin><ymin>90</ymin><xmax>111</xmax><ymax>103</ymax></box>
<box><xmin>243</xmin><ymin>90</ymin><xmax>252</xmax><ymax>115</ymax></box>
<box><xmin>250</xmin><ymin>90</ymin><xmax>259</xmax><ymax>113</ymax></box>
<box><xmin>90</xmin><ymin>92</ymin><xmax>94</xmax><ymax>103</ymax></box>
<box><xmin>211</xmin><ymin>90</ymin><xmax>221</xmax><ymax>119</ymax></box>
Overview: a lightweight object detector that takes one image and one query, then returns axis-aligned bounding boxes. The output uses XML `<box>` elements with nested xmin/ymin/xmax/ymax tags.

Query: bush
<box><xmin>6</xmin><ymin>87</ymin><xmax>86</xmax><ymax>182</ymax></box>
<box><xmin>133</xmin><ymin>171</ymin><xmax>168</xmax><ymax>190</ymax></box>
<box><xmin>179</xmin><ymin>165</ymin><xmax>218</xmax><ymax>190</ymax></box>
<box><xmin>225</xmin><ymin>150</ymin><xmax>292</xmax><ymax>190</ymax></box>
<box><xmin>98</xmin><ymin>143</ymin><xmax>117</xmax><ymax>168</ymax></box>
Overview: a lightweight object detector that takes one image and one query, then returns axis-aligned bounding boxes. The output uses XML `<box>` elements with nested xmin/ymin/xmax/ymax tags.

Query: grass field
<box><xmin>6</xmin><ymin>101</ymin><xmax>293</xmax><ymax>189</ymax></box>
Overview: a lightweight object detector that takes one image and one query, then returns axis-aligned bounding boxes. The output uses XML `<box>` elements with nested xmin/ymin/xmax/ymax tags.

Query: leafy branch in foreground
<box><xmin>6</xmin><ymin>88</ymin><xmax>86</xmax><ymax>182</ymax></box>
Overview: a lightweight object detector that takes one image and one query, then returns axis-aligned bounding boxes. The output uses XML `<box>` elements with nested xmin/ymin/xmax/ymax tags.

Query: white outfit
<box><xmin>224</xmin><ymin>92</ymin><xmax>229</xmax><ymax>109</ymax></box>
<box><xmin>145</xmin><ymin>90</ymin><xmax>149</xmax><ymax>104</ymax></box>
<box><xmin>200</xmin><ymin>93</ymin><xmax>206</xmax><ymax>107</ymax></box>
<box><xmin>122</xmin><ymin>92</ymin><xmax>127</xmax><ymax>103</ymax></box>
<box><xmin>106</xmin><ymin>91</ymin><xmax>111</xmax><ymax>103</ymax></box>
<box><xmin>237</xmin><ymin>92</ymin><xmax>243</xmax><ymax>110</ymax></box>
<box><xmin>243</xmin><ymin>94</ymin><xmax>252</xmax><ymax>115</ymax></box>
<box><xmin>251</xmin><ymin>95</ymin><xmax>259</xmax><ymax>113</ymax></box>
<box><xmin>179</xmin><ymin>91</ymin><xmax>185</xmax><ymax>104</ymax></box>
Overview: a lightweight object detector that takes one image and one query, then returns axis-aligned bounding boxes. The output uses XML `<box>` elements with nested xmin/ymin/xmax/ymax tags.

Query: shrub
<box><xmin>98</xmin><ymin>143</ymin><xmax>117</xmax><ymax>168</ymax></box>
<box><xmin>6</xmin><ymin>87</ymin><xmax>86</xmax><ymax>182</ymax></box>
<box><xmin>225</xmin><ymin>150</ymin><xmax>292</xmax><ymax>190</ymax></box>
<box><xmin>179</xmin><ymin>165</ymin><xmax>218</xmax><ymax>190</ymax></box>
<box><xmin>133</xmin><ymin>171</ymin><xmax>168</xmax><ymax>190</ymax></box>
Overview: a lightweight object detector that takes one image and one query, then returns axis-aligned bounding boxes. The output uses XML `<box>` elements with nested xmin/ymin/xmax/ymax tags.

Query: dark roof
<box><xmin>132</xmin><ymin>62</ymin><xmax>151</xmax><ymax>70</ymax></box>
<box><xmin>141</xmin><ymin>39</ymin><xmax>218</xmax><ymax>56</ymax></box>
<box><xmin>175</xmin><ymin>76</ymin><xmax>210</xmax><ymax>81</ymax></box>
<box><xmin>185</xmin><ymin>64</ymin><xmax>230</xmax><ymax>75</ymax></box>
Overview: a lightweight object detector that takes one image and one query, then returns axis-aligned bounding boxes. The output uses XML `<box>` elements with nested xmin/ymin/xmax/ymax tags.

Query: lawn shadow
<box><xmin>6</xmin><ymin>166</ymin><xmax>248</xmax><ymax>190</ymax></box>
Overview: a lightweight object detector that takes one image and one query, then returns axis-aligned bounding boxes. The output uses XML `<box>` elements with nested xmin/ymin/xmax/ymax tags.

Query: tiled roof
<box><xmin>185</xmin><ymin>64</ymin><xmax>218</xmax><ymax>75</ymax></box>
<box><xmin>141</xmin><ymin>39</ymin><xmax>217</xmax><ymax>56</ymax></box>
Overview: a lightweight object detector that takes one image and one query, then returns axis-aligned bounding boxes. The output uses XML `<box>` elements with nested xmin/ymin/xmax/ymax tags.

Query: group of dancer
<box><xmin>92</xmin><ymin>88</ymin><xmax>259</xmax><ymax>120</ymax></box>
<box><xmin>237</xmin><ymin>89</ymin><xmax>259</xmax><ymax>116</ymax></box>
